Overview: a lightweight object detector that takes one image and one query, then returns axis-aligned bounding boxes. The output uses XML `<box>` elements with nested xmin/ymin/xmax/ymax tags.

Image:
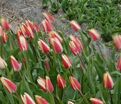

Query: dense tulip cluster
<box><xmin>0</xmin><ymin>12</ymin><xmax>120</xmax><ymax>104</ymax></box>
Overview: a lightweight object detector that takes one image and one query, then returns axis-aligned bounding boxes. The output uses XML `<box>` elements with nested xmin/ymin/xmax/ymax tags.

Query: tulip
<box><xmin>69</xmin><ymin>76</ymin><xmax>81</xmax><ymax>91</ymax></box>
<box><xmin>45</xmin><ymin>76</ymin><xmax>54</xmax><ymax>93</ymax></box>
<box><xmin>68</xmin><ymin>101</ymin><xmax>74</xmax><ymax>104</ymax></box>
<box><xmin>21</xmin><ymin>92</ymin><xmax>35</xmax><ymax>104</ymax></box>
<box><xmin>117</xmin><ymin>57</ymin><xmax>121</xmax><ymax>71</ymax></box>
<box><xmin>70</xmin><ymin>20</ymin><xmax>81</xmax><ymax>32</ymax></box>
<box><xmin>43</xmin><ymin>12</ymin><xmax>55</xmax><ymax>23</ymax></box>
<box><xmin>0</xmin><ymin>77</ymin><xmax>17</xmax><ymax>93</ymax></box>
<box><xmin>103</xmin><ymin>72</ymin><xmax>114</xmax><ymax>90</ymax></box>
<box><xmin>49</xmin><ymin>31</ymin><xmax>63</xmax><ymax>43</ymax></box>
<box><xmin>42</xmin><ymin>19</ymin><xmax>53</xmax><ymax>33</ymax></box>
<box><xmin>44</xmin><ymin>58</ymin><xmax>50</xmax><ymax>71</ymax></box>
<box><xmin>70</xmin><ymin>36</ymin><xmax>83</xmax><ymax>49</ymax></box>
<box><xmin>37</xmin><ymin>76</ymin><xmax>54</xmax><ymax>93</ymax></box>
<box><xmin>38</xmin><ymin>39</ymin><xmax>50</xmax><ymax>54</ymax></box>
<box><xmin>35</xmin><ymin>95</ymin><xmax>49</xmax><ymax>104</ymax></box>
<box><xmin>90</xmin><ymin>98</ymin><xmax>103</xmax><ymax>104</ymax></box>
<box><xmin>0</xmin><ymin>26</ymin><xmax>3</xmax><ymax>36</ymax></box>
<box><xmin>37</xmin><ymin>77</ymin><xmax>46</xmax><ymax>92</ymax></box>
<box><xmin>0</xmin><ymin>57</ymin><xmax>7</xmax><ymax>69</ymax></box>
<box><xmin>33</xmin><ymin>23</ymin><xmax>40</xmax><ymax>32</ymax></box>
<box><xmin>62</xmin><ymin>54</ymin><xmax>72</xmax><ymax>69</ymax></box>
<box><xmin>113</xmin><ymin>35</ymin><xmax>121</xmax><ymax>50</ymax></box>
<box><xmin>17</xmin><ymin>29</ymin><xmax>23</xmax><ymax>37</ymax></box>
<box><xmin>25</xmin><ymin>20</ymin><xmax>35</xmax><ymax>32</ymax></box>
<box><xmin>57</xmin><ymin>74</ymin><xmax>66</xmax><ymax>89</ymax></box>
<box><xmin>88</xmin><ymin>29</ymin><xmax>101</xmax><ymax>41</ymax></box>
<box><xmin>21</xmin><ymin>23</ymin><xmax>34</xmax><ymax>39</ymax></box>
<box><xmin>2</xmin><ymin>32</ymin><xmax>8</xmax><ymax>43</ymax></box>
<box><xmin>18</xmin><ymin>35</ymin><xmax>28</xmax><ymax>51</ymax></box>
<box><xmin>10</xmin><ymin>56</ymin><xmax>22</xmax><ymax>72</ymax></box>
<box><xmin>50</xmin><ymin>37</ymin><xmax>63</xmax><ymax>54</ymax></box>
<box><xmin>1</xmin><ymin>18</ymin><xmax>11</xmax><ymax>31</ymax></box>
<box><xmin>69</xmin><ymin>40</ymin><xmax>83</xmax><ymax>56</ymax></box>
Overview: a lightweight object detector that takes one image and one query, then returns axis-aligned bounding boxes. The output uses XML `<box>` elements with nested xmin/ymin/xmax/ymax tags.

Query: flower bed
<box><xmin>0</xmin><ymin>13</ymin><xmax>121</xmax><ymax>104</ymax></box>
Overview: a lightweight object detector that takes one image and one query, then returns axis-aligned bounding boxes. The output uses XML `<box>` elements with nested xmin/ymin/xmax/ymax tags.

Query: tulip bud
<box><xmin>17</xmin><ymin>29</ymin><xmax>23</xmax><ymax>37</ymax></box>
<box><xmin>90</xmin><ymin>98</ymin><xmax>103</xmax><ymax>104</ymax></box>
<box><xmin>38</xmin><ymin>39</ymin><xmax>50</xmax><ymax>54</ymax></box>
<box><xmin>0</xmin><ymin>26</ymin><xmax>3</xmax><ymax>36</ymax></box>
<box><xmin>10</xmin><ymin>55</ymin><xmax>22</xmax><ymax>72</ymax></box>
<box><xmin>25</xmin><ymin>20</ymin><xmax>35</xmax><ymax>32</ymax></box>
<box><xmin>117</xmin><ymin>57</ymin><xmax>121</xmax><ymax>71</ymax></box>
<box><xmin>1</xmin><ymin>77</ymin><xmax>17</xmax><ymax>93</ymax></box>
<box><xmin>37</xmin><ymin>77</ymin><xmax>46</xmax><ymax>92</ymax></box>
<box><xmin>33</xmin><ymin>23</ymin><xmax>40</xmax><ymax>32</ymax></box>
<box><xmin>103</xmin><ymin>72</ymin><xmax>114</xmax><ymax>90</ymax></box>
<box><xmin>88</xmin><ymin>29</ymin><xmax>101</xmax><ymax>41</ymax></box>
<box><xmin>1</xmin><ymin>18</ymin><xmax>11</xmax><ymax>31</ymax></box>
<box><xmin>21</xmin><ymin>23</ymin><xmax>34</xmax><ymax>39</ymax></box>
<box><xmin>45</xmin><ymin>76</ymin><xmax>54</xmax><ymax>93</ymax></box>
<box><xmin>113</xmin><ymin>35</ymin><xmax>121</xmax><ymax>50</ymax></box>
<box><xmin>69</xmin><ymin>36</ymin><xmax>83</xmax><ymax>55</ymax></box>
<box><xmin>70</xmin><ymin>20</ymin><xmax>81</xmax><ymax>32</ymax></box>
<box><xmin>68</xmin><ymin>101</ymin><xmax>74</xmax><ymax>104</ymax></box>
<box><xmin>21</xmin><ymin>92</ymin><xmax>35</xmax><ymax>104</ymax></box>
<box><xmin>69</xmin><ymin>41</ymin><xmax>79</xmax><ymax>55</ymax></box>
<box><xmin>42</xmin><ymin>19</ymin><xmax>53</xmax><ymax>33</ymax></box>
<box><xmin>43</xmin><ymin>12</ymin><xmax>55</xmax><ymax>23</ymax></box>
<box><xmin>35</xmin><ymin>95</ymin><xmax>49</xmax><ymax>104</ymax></box>
<box><xmin>49</xmin><ymin>31</ymin><xmax>63</xmax><ymax>43</ymax></box>
<box><xmin>18</xmin><ymin>35</ymin><xmax>28</xmax><ymax>51</ymax></box>
<box><xmin>2</xmin><ymin>32</ymin><xmax>8</xmax><ymax>43</ymax></box>
<box><xmin>62</xmin><ymin>54</ymin><xmax>72</xmax><ymax>69</ymax></box>
<box><xmin>37</xmin><ymin>76</ymin><xmax>54</xmax><ymax>93</ymax></box>
<box><xmin>57</xmin><ymin>74</ymin><xmax>66</xmax><ymax>89</ymax></box>
<box><xmin>69</xmin><ymin>76</ymin><xmax>81</xmax><ymax>91</ymax></box>
<box><xmin>0</xmin><ymin>57</ymin><xmax>7</xmax><ymax>69</ymax></box>
<box><xmin>44</xmin><ymin>58</ymin><xmax>50</xmax><ymax>71</ymax></box>
<box><xmin>50</xmin><ymin>37</ymin><xmax>63</xmax><ymax>54</ymax></box>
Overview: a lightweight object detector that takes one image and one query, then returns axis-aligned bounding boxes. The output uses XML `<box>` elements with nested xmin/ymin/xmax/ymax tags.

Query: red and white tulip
<box><xmin>38</xmin><ymin>39</ymin><xmax>50</xmax><ymax>54</ymax></box>
<box><xmin>10</xmin><ymin>55</ymin><xmax>22</xmax><ymax>72</ymax></box>
<box><xmin>1</xmin><ymin>18</ymin><xmax>11</xmax><ymax>31</ymax></box>
<box><xmin>2</xmin><ymin>32</ymin><xmax>8</xmax><ymax>43</ymax></box>
<box><xmin>45</xmin><ymin>76</ymin><xmax>54</xmax><ymax>93</ymax></box>
<box><xmin>69</xmin><ymin>76</ymin><xmax>81</xmax><ymax>91</ymax></box>
<box><xmin>21</xmin><ymin>92</ymin><xmax>35</xmax><ymax>104</ymax></box>
<box><xmin>113</xmin><ymin>35</ymin><xmax>121</xmax><ymax>50</ymax></box>
<box><xmin>1</xmin><ymin>77</ymin><xmax>17</xmax><ymax>93</ymax></box>
<box><xmin>43</xmin><ymin>12</ymin><xmax>55</xmax><ymax>23</ymax></box>
<box><xmin>18</xmin><ymin>35</ymin><xmax>28</xmax><ymax>51</ymax></box>
<box><xmin>57</xmin><ymin>74</ymin><xmax>66</xmax><ymax>89</ymax></box>
<box><xmin>37</xmin><ymin>76</ymin><xmax>54</xmax><ymax>93</ymax></box>
<box><xmin>70</xmin><ymin>20</ymin><xmax>81</xmax><ymax>32</ymax></box>
<box><xmin>35</xmin><ymin>95</ymin><xmax>49</xmax><ymax>104</ymax></box>
<box><xmin>42</xmin><ymin>19</ymin><xmax>53</xmax><ymax>33</ymax></box>
<box><xmin>0</xmin><ymin>26</ymin><xmax>3</xmax><ymax>36</ymax></box>
<box><xmin>117</xmin><ymin>57</ymin><xmax>121</xmax><ymax>71</ymax></box>
<box><xmin>50</xmin><ymin>37</ymin><xmax>63</xmax><ymax>54</ymax></box>
<box><xmin>88</xmin><ymin>29</ymin><xmax>101</xmax><ymax>41</ymax></box>
<box><xmin>49</xmin><ymin>31</ymin><xmax>63</xmax><ymax>43</ymax></box>
<box><xmin>0</xmin><ymin>57</ymin><xmax>7</xmax><ymax>69</ymax></box>
<box><xmin>103</xmin><ymin>72</ymin><xmax>114</xmax><ymax>90</ymax></box>
<box><xmin>62</xmin><ymin>54</ymin><xmax>72</xmax><ymax>69</ymax></box>
<box><xmin>90</xmin><ymin>98</ymin><xmax>103</xmax><ymax>104</ymax></box>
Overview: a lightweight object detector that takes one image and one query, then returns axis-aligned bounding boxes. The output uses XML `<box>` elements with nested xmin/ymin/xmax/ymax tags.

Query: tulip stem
<box><xmin>78</xmin><ymin>90</ymin><xmax>89</xmax><ymax>104</ymax></box>
<box><xmin>109</xmin><ymin>91</ymin><xmax>113</xmax><ymax>104</ymax></box>
<box><xmin>78</xmin><ymin>54</ymin><xmax>86</xmax><ymax>73</ymax></box>
<box><xmin>22</xmin><ymin>52</ymin><xmax>33</xmax><ymax>81</ymax></box>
